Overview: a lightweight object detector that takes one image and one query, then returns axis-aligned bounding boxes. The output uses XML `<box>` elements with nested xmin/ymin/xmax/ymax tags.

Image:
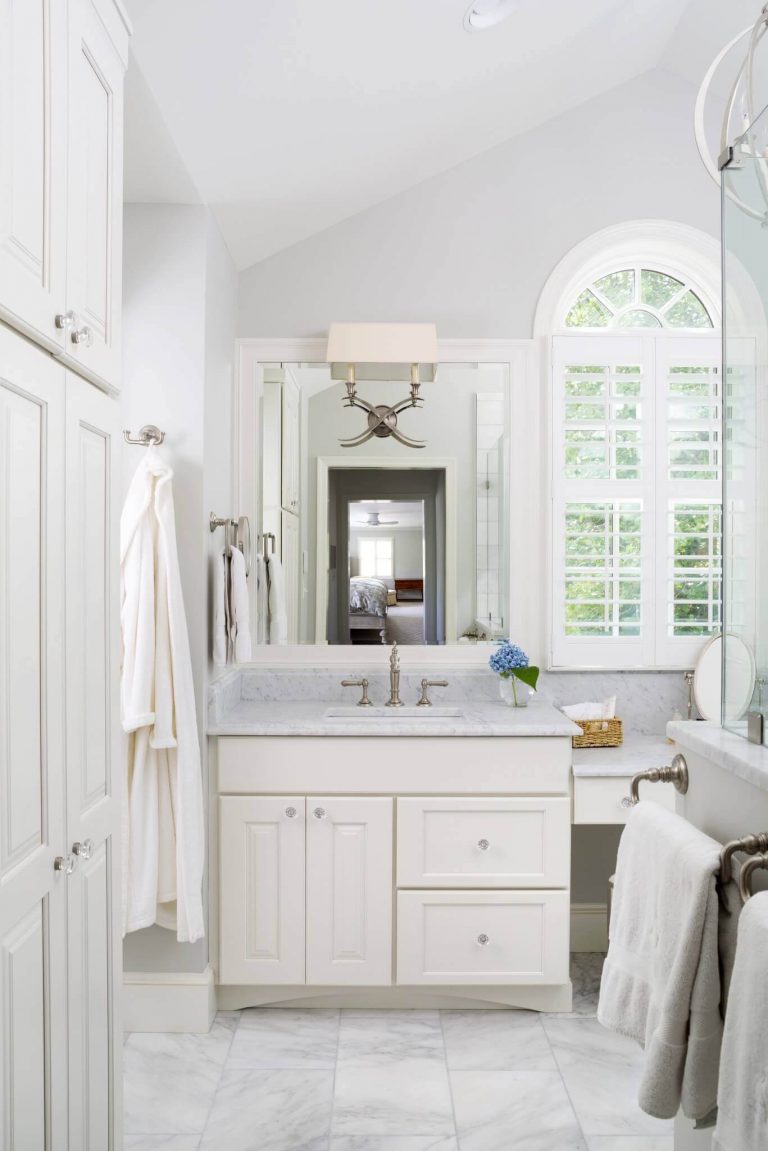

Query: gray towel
<box><xmin>598</xmin><ymin>802</ymin><xmax>723</xmax><ymax>1121</ymax></box>
<box><xmin>712</xmin><ymin>891</ymin><xmax>768</xmax><ymax>1151</ymax></box>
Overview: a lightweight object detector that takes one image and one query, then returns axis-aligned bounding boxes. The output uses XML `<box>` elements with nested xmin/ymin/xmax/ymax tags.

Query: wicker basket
<box><xmin>572</xmin><ymin>717</ymin><xmax>623</xmax><ymax>748</ymax></box>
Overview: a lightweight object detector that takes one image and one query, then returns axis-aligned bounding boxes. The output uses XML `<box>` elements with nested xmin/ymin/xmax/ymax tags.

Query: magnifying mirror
<box><xmin>693</xmin><ymin>633</ymin><xmax>756</xmax><ymax>721</ymax></box>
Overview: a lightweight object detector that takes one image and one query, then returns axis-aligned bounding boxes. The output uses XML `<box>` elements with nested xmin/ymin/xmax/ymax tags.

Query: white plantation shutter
<box><xmin>552</xmin><ymin>333</ymin><xmax>721</xmax><ymax>668</ymax></box>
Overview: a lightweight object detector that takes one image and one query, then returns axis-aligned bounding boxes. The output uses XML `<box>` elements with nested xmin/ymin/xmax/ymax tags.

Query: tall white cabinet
<box><xmin>0</xmin><ymin>1</ymin><xmax>128</xmax><ymax>1147</ymax></box>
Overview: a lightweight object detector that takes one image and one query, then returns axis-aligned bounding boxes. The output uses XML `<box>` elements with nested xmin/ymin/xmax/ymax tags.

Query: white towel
<box><xmin>267</xmin><ymin>553</ymin><xmax>288</xmax><ymax>645</ymax></box>
<box><xmin>562</xmin><ymin>696</ymin><xmax>616</xmax><ymax>721</ymax></box>
<box><xmin>598</xmin><ymin>802</ymin><xmax>722</xmax><ymax>1120</ymax></box>
<box><xmin>213</xmin><ymin>551</ymin><xmax>228</xmax><ymax>666</ymax></box>
<box><xmin>255</xmin><ymin>553</ymin><xmax>268</xmax><ymax>646</ymax></box>
<box><xmin>713</xmin><ymin>891</ymin><xmax>768</xmax><ymax>1151</ymax></box>
<box><xmin>229</xmin><ymin>545</ymin><xmax>252</xmax><ymax>662</ymax></box>
<box><xmin>120</xmin><ymin>451</ymin><xmax>205</xmax><ymax>943</ymax></box>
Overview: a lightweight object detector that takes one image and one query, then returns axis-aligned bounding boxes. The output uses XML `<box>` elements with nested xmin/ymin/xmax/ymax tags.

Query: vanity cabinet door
<box><xmin>306</xmin><ymin>797</ymin><xmax>393</xmax><ymax>985</ymax></box>
<box><xmin>219</xmin><ymin>797</ymin><xmax>306</xmax><ymax>985</ymax></box>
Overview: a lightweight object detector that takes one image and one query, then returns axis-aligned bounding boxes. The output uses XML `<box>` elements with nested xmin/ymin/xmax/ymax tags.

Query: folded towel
<box><xmin>267</xmin><ymin>553</ymin><xmax>288</xmax><ymax>645</ymax></box>
<box><xmin>598</xmin><ymin>802</ymin><xmax>723</xmax><ymax>1121</ymax></box>
<box><xmin>562</xmin><ymin>696</ymin><xmax>616</xmax><ymax>721</ymax></box>
<box><xmin>229</xmin><ymin>545</ymin><xmax>252</xmax><ymax>662</ymax></box>
<box><xmin>213</xmin><ymin>551</ymin><xmax>228</xmax><ymax>666</ymax></box>
<box><xmin>712</xmin><ymin>891</ymin><xmax>768</xmax><ymax>1151</ymax></box>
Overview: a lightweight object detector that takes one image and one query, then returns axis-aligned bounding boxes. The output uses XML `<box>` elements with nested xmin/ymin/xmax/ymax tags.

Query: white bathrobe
<box><xmin>120</xmin><ymin>451</ymin><xmax>205</xmax><ymax>943</ymax></box>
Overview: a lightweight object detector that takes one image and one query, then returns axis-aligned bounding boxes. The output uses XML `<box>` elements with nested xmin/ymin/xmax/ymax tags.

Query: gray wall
<box><xmin>238</xmin><ymin>69</ymin><xmax>719</xmax><ymax>339</ymax></box>
<box><xmin>121</xmin><ymin>204</ymin><xmax>237</xmax><ymax>974</ymax></box>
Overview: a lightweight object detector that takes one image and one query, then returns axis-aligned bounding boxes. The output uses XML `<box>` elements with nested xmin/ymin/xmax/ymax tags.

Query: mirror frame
<box><xmin>234</xmin><ymin>338</ymin><xmax>539</xmax><ymax>666</ymax></box>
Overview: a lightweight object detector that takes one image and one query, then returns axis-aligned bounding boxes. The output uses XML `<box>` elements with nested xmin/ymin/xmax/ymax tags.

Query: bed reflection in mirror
<box><xmin>256</xmin><ymin>361</ymin><xmax>510</xmax><ymax>644</ymax></box>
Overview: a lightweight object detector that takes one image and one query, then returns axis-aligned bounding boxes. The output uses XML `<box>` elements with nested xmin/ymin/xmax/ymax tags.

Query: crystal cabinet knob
<box><xmin>620</xmin><ymin>796</ymin><xmax>634</xmax><ymax>809</ymax></box>
<box><xmin>71</xmin><ymin>326</ymin><xmax>93</xmax><ymax>347</ymax></box>
<box><xmin>55</xmin><ymin>310</ymin><xmax>75</xmax><ymax>330</ymax></box>
<box><xmin>477</xmin><ymin>933</ymin><xmax>490</xmax><ymax>946</ymax></box>
<box><xmin>54</xmin><ymin>854</ymin><xmax>76</xmax><ymax>875</ymax></box>
<box><xmin>72</xmin><ymin>838</ymin><xmax>94</xmax><ymax>859</ymax></box>
<box><xmin>313</xmin><ymin>807</ymin><xmax>327</xmax><ymax>820</ymax></box>
<box><xmin>477</xmin><ymin>838</ymin><xmax>490</xmax><ymax>851</ymax></box>
<box><xmin>285</xmin><ymin>806</ymin><xmax>298</xmax><ymax>819</ymax></box>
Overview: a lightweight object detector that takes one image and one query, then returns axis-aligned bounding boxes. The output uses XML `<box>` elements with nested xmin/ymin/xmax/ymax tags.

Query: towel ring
<box><xmin>624</xmin><ymin>754</ymin><xmax>689</xmax><ymax>807</ymax></box>
<box><xmin>738</xmin><ymin>852</ymin><xmax>768</xmax><ymax>904</ymax></box>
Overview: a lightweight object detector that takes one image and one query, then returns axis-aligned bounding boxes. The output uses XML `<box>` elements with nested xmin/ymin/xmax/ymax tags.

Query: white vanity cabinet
<box><xmin>214</xmin><ymin>730</ymin><xmax>573</xmax><ymax>1009</ymax></box>
<box><xmin>0</xmin><ymin>0</ymin><xmax>129</xmax><ymax>391</ymax></box>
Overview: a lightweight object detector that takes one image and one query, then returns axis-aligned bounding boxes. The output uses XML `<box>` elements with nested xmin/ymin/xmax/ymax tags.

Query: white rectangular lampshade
<box><xmin>326</xmin><ymin>322</ymin><xmax>438</xmax><ymax>382</ymax></box>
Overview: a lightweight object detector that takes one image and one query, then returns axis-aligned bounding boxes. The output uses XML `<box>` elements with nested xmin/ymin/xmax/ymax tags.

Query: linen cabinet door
<box><xmin>219</xmin><ymin>797</ymin><xmax>306</xmax><ymax>985</ymax></box>
<box><xmin>0</xmin><ymin>329</ymin><xmax>68</xmax><ymax>1150</ymax></box>
<box><xmin>0</xmin><ymin>0</ymin><xmax>67</xmax><ymax>350</ymax></box>
<box><xmin>64</xmin><ymin>373</ymin><xmax>123</xmax><ymax>1151</ymax></box>
<box><xmin>306</xmin><ymin>797</ymin><xmax>393</xmax><ymax>985</ymax></box>
<box><xmin>65</xmin><ymin>0</ymin><xmax>125</xmax><ymax>389</ymax></box>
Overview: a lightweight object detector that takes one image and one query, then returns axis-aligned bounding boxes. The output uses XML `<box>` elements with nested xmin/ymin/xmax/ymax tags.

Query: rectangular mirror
<box><xmin>254</xmin><ymin>361</ymin><xmax>510</xmax><ymax>645</ymax></box>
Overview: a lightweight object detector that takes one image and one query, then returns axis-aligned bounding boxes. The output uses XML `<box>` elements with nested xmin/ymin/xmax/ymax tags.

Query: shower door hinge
<box><xmin>719</xmin><ymin>146</ymin><xmax>738</xmax><ymax>171</ymax></box>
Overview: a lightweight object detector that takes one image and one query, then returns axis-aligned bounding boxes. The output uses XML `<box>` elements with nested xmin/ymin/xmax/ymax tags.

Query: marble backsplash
<box><xmin>209</xmin><ymin>666</ymin><xmax>690</xmax><ymax>737</ymax></box>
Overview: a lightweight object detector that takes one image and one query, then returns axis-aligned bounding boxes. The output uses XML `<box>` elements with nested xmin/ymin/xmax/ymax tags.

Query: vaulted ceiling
<box><xmin>124</xmin><ymin>0</ymin><xmax>762</xmax><ymax>270</ymax></box>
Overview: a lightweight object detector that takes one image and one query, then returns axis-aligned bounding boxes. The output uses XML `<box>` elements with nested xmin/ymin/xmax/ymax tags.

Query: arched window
<box><xmin>564</xmin><ymin>267</ymin><xmax>714</xmax><ymax>330</ymax></box>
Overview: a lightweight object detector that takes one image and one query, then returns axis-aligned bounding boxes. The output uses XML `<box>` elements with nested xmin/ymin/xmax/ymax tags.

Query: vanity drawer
<box><xmin>397</xmin><ymin>797</ymin><xmax>570</xmax><ymax>888</ymax></box>
<box><xmin>396</xmin><ymin>890</ymin><xmax>570</xmax><ymax>985</ymax></box>
<box><xmin>572</xmin><ymin>774</ymin><xmax>677</xmax><ymax>824</ymax></box>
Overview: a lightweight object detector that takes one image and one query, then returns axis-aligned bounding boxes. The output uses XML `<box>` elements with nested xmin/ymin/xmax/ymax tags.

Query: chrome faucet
<box><xmin>385</xmin><ymin>642</ymin><xmax>404</xmax><ymax>707</ymax></box>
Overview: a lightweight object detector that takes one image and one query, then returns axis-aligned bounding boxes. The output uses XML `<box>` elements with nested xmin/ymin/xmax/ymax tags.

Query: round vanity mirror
<box><xmin>693</xmin><ymin>634</ymin><xmax>756</xmax><ymax>721</ymax></box>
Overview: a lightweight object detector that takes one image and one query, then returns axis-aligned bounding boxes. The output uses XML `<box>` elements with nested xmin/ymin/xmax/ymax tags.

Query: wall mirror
<box><xmin>254</xmin><ymin>360</ymin><xmax>511</xmax><ymax>645</ymax></box>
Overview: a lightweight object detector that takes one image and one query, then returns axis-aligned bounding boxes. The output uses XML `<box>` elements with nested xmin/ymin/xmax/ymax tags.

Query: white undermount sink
<box><xmin>324</xmin><ymin>706</ymin><xmax>463</xmax><ymax>719</ymax></box>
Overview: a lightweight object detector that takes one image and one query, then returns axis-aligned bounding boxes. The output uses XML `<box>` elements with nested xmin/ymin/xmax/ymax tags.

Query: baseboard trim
<box><xmin>123</xmin><ymin>966</ymin><xmax>216</xmax><ymax>1033</ymax></box>
<box><xmin>570</xmin><ymin>902</ymin><xmax>608</xmax><ymax>952</ymax></box>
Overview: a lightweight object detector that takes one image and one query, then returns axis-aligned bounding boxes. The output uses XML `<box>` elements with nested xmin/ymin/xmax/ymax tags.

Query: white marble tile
<box><xmin>586</xmin><ymin>1138</ymin><xmax>674</xmax><ymax>1151</ymax></box>
<box><xmin>228</xmin><ymin>1008</ymin><xmax>339</xmax><ymax>1069</ymax></box>
<box><xmin>123</xmin><ymin>1016</ymin><xmax>236</xmax><ymax>1134</ymax></box>
<box><xmin>440</xmin><ymin>1010</ymin><xmax>556</xmax><ymax>1071</ymax></box>
<box><xmin>199</xmin><ymin>1068</ymin><xmax>334</xmax><ymax>1151</ymax></box>
<box><xmin>337</xmin><ymin>1010</ymin><xmax>444</xmax><ymax>1067</ymax></box>
<box><xmin>332</xmin><ymin>1064</ymin><xmax>455</xmax><ymax>1136</ymax></box>
<box><xmin>568</xmin><ymin>954</ymin><xmax>605</xmax><ymax>1016</ymax></box>
<box><xmin>124</xmin><ymin>1138</ymin><xmax>201</xmax><ymax>1151</ymax></box>
<box><xmin>542</xmin><ymin>1018</ymin><xmax>673</xmax><ymax>1138</ymax></box>
<box><xmin>330</xmin><ymin>1140</ymin><xmax>458</xmax><ymax>1151</ymax></box>
<box><xmin>450</xmin><ymin>1069</ymin><xmax>587</xmax><ymax>1150</ymax></box>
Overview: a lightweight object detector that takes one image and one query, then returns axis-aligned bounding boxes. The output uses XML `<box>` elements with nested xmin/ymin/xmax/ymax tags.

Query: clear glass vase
<box><xmin>498</xmin><ymin>676</ymin><xmax>528</xmax><ymax>707</ymax></box>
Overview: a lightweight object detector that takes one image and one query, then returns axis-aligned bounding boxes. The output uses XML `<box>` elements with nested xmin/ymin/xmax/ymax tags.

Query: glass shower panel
<box><xmin>722</xmin><ymin>104</ymin><xmax>768</xmax><ymax>736</ymax></box>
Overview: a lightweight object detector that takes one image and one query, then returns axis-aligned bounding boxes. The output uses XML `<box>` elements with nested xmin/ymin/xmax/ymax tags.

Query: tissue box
<box><xmin>572</xmin><ymin>718</ymin><xmax>623</xmax><ymax>748</ymax></box>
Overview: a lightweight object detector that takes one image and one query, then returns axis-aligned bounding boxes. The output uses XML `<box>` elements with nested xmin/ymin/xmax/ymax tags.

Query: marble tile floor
<box><xmin>124</xmin><ymin>955</ymin><xmax>673</xmax><ymax>1151</ymax></box>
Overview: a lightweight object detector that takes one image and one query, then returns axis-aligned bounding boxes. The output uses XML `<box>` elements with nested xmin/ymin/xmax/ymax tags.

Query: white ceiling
<box><xmin>350</xmin><ymin>501</ymin><xmax>425</xmax><ymax>530</ymax></box>
<box><xmin>124</xmin><ymin>0</ymin><xmax>755</xmax><ymax>270</ymax></box>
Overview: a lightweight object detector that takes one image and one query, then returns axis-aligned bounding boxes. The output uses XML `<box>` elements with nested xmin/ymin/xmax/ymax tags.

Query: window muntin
<box><xmin>565</xmin><ymin>267</ymin><xmax>714</xmax><ymax>331</ymax></box>
<box><xmin>358</xmin><ymin>537</ymin><xmax>393</xmax><ymax>580</ymax></box>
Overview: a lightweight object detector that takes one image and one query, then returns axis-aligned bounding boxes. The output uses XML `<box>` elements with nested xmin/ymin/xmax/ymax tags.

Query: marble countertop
<box><xmin>208</xmin><ymin>698</ymin><xmax>581</xmax><ymax>738</ymax></box>
<box><xmin>667</xmin><ymin>719</ymin><xmax>768</xmax><ymax>794</ymax></box>
<box><xmin>572</xmin><ymin>736</ymin><xmax>676</xmax><ymax>778</ymax></box>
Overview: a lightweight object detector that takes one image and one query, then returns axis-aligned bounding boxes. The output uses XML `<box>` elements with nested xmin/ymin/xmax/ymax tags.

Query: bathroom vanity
<box><xmin>209</xmin><ymin>674</ymin><xmax>581</xmax><ymax>1011</ymax></box>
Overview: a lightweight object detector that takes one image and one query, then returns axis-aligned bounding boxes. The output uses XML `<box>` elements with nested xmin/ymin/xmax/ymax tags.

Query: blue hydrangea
<box><xmin>489</xmin><ymin>641</ymin><xmax>529</xmax><ymax>676</ymax></box>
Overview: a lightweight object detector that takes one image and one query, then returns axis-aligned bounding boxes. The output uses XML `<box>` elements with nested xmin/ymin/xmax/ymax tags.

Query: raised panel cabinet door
<box><xmin>65</xmin><ymin>0</ymin><xmax>125</xmax><ymax>389</ymax></box>
<box><xmin>0</xmin><ymin>327</ymin><xmax>68</xmax><ymax>1149</ymax></box>
<box><xmin>219</xmin><ymin>797</ymin><xmax>306</xmax><ymax>985</ymax></box>
<box><xmin>396</xmin><ymin>890</ymin><xmax>570</xmax><ymax>986</ymax></box>
<box><xmin>281</xmin><ymin>510</ymin><xmax>300</xmax><ymax>643</ymax></box>
<box><xmin>64</xmin><ymin>373</ymin><xmax>123</xmax><ymax>1151</ymax></box>
<box><xmin>397</xmin><ymin>797</ymin><xmax>571</xmax><ymax>888</ymax></box>
<box><xmin>306</xmin><ymin>797</ymin><xmax>393</xmax><ymax>986</ymax></box>
<box><xmin>0</xmin><ymin>0</ymin><xmax>67</xmax><ymax>351</ymax></box>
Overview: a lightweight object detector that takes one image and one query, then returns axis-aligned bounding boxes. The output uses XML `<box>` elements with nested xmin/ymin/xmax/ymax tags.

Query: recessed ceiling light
<box><xmin>463</xmin><ymin>0</ymin><xmax>517</xmax><ymax>32</ymax></box>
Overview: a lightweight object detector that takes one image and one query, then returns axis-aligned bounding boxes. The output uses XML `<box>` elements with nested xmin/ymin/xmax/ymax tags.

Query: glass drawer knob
<box><xmin>285</xmin><ymin>806</ymin><xmax>297</xmax><ymax>819</ymax></box>
<box><xmin>620</xmin><ymin>796</ymin><xmax>634</xmax><ymax>809</ymax></box>
<box><xmin>478</xmin><ymin>838</ymin><xmax>490</xmax><ymax>851</ymax></box>
<box><xmin>313</xmin><ymin>807</ymin><xmax>327</xmax><ymax>820</ymax></box>
<box><xmin>477</xmin><ymin>933</ymin><xmax>490</xmax><ymax>946</ymax></box>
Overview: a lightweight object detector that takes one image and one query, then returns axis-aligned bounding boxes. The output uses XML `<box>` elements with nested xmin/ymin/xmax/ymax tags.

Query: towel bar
<box><xmin>259</xmin><ymin>532</ymin><xmax>276</xmax><ymax>559</ymax></box>
<box><xmin>210</xmin><ymin>512</ymin><xmax>252</xmax><ymax>576</ymax></box>
<box><xmin>738</xmin><ymin>852</ymin><xmax>768</xmax><ymax>904</ymax></box>
<box><xmin>623</xmin><ymin>754</ymin><xmax>689</xmax><ymax>807</ymax></box>
<box><xmin>720</xmin><ymin>832</ymin><xmax>768</xmax><ymax>884</ymax></box>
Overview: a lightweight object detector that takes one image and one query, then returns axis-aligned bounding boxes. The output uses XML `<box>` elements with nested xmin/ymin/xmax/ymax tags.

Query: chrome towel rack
<box><xmin>623</xmin><ymin>754</ymin><xmax>689</xmax><ymax>808</ymax></box>
<box><xmin>738</xmin><ymin>854</ymin><xmax>768</xmax><ymax>904</ymax></box>
<box><xmin>210</xmin><ymin>512</ymin><xmax>251</xmax><ymax>577</ymax></box>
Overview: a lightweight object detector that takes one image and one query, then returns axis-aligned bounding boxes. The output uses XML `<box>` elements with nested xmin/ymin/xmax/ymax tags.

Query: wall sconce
<box><xmin>325</xmin><ymin>322</ymin><xmax>438</xmax><ymax>448</ymax></box>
